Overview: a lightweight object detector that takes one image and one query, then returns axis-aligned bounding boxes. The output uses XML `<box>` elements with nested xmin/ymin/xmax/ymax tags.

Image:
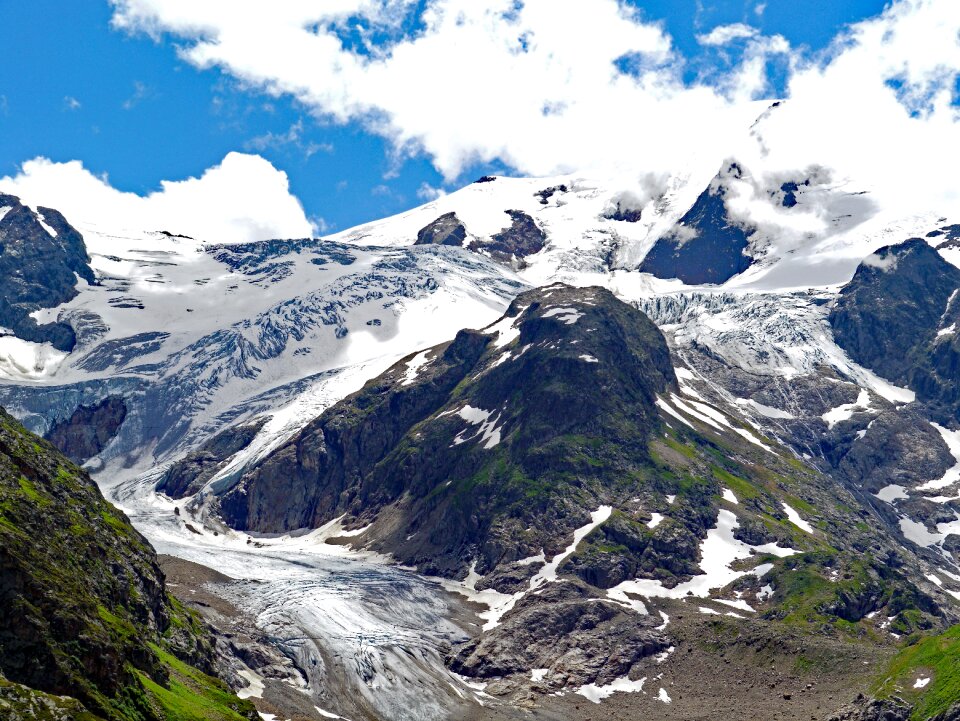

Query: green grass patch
<box><xmin>875</xmin><ymin>624</ymin><xmax>960</xmax><ymax>720</ymax></box>
<box><xmin>137</xmin><ymin>646</ymin><xmax>256</xmax><ymax>721</ymax></box>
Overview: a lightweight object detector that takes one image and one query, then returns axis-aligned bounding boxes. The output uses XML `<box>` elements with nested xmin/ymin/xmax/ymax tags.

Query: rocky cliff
<box><xmin>0</xmin><ymin>193</ymin><xmax>95</xmax><ymax>351</ymax></box>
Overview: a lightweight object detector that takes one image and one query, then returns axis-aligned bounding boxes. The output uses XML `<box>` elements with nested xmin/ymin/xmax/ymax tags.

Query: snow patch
<box><xmin>579</xmin><ymin>354</ymin><xmax>599</xmax><ymax>363</ymax></box>
<box><xmin>914</xmin><ymin>677</ymin><xmax>931</xmax><ymax>689</ymax></box>
<box><xmin>237</xmin><ymin>669</ymin><xmax>265</xmax><ymax>700</ymax></box>
<box><xmin>656</xmin><ymin>397</ymin><xmax>694</xmax><ymax>429</ymax></box>
<box><xmin>575</xmin><ymin>675</ymin><xmax>646</xmax><ymax>704</ymax></box>
<box><xmin>607</xmin><ymin>509</ymin><xmax>795</xmax><ymax>608</ymax></box>
<box><xmin>876</xmin><ymin>484</ymin><xmax>909</xmax><ymax>504</ymax></box>
<box><xmin>916</xmin><ymin>424</ymin><xmax>960</xmax><ymax>492</ymax></box>
<box><xmin>822</xmin><ymin>389</ymin><xmax>872</xmax><ymax>429</ymax></box>
<box><xmin>781</xmin><ymin>502</ymin><xmax>814</xmax><ymax>534</ymax></box>
<box><xmin>541</xmin><ymin>306</ymin><xmax>584</xmax><ymax>325</ymax></box>
<box><xmin>647</xmin><ymin>513</ymin><xmax>664</xmax><ymax>529</ymax></box>
<box><xmin>736</xmin><ymin>398</ymin><xmax>794</xmax><ymax>419</ymax></box>
<box><xmin>442</xmin><ymin>507</ymin><xmax>611</xmax><ymax>630</ymax></box>
<box><xmin>400</xmin><ymin>350</ymin><xmax>433</xmax><ymax>386</ymax></box>
<box><xmin>722</xmin><ymin>488</ymin><xmax>739</xmax><ymax>505</ymax></box>
<box><xmin>452</xmin><ymin>405</ymin><xmax>503</xmax><ymax>449</ymax></box>
<box><xmin>36</xmin><ymin>210</ymin><xmax>59</xmax><ymax>237</ymax></box>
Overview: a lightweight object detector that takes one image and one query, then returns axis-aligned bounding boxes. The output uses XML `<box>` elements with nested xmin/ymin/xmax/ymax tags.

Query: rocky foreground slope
<box><xmin>0</xmin><ymin>408</ymin><xmax>256</xmax><ymax>721</ymax></box>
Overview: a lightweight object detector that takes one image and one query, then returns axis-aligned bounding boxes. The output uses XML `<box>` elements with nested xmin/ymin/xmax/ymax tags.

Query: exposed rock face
<box><xmin>826</xmin><ymin>695</ymin><xmax>911</xmax><ymax>721</ymax></box>
<box><xmin>639</xmin><ymin>163</ymin><xmax>753</xmax><ymax>284</ymax></box>
<box><xmin>829</xmin><ymin>238</ymin><xmax>960</xmax><ymax>419</ymax></box>
<box><xmin>448</xmin><ymin>581</ymin><xmax>668</xmax><ymax>684</ymax></box>
<box><xmin>414</xmin><ymin>212</ymin><xmax>468</xmax><ymax>247</ymax></box>
<box><xmin>0</xmin><ymin>194</ymin><xmax>95</xmax><ymax>351</ymax></box>
<box><xmin>603</xmin><ymin>203</ymin><xmax>642</xmax><ymax>222</ymax></box>
<box><xmin>45</xmin><ymin>396</ymin><xmax>127</xmax><ymax>464</ymax></box>
<box><xmin>470</xmin><ymin>209</ymin><xmax>547</xmax><ymax>262</ymax></box>
<box><xmin>0</xmin><ymin>408</ymin><xmax>257</xmax><ymax>720</ymax></box>
<box><xmin>157</xmin><ymin>419</ymin><xmax>266</xmax><ymax>499</ymax></box>
<box><xmin>219</xmin><ymin>285</ymin><xmax>676</xmax><ymax>576</ymax></box>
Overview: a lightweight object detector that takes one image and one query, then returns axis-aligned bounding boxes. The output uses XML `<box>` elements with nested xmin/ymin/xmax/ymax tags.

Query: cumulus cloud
<box><xmin>697</xmin><ymin>23</ymin><xmax>759</xmax><ymax>47</ymax></box>
<box><xmin>0</xmin><ymin>152</ymin><xmax>318</xmax><ymax>243</ymax></box>
<box><xmin>105</xmin><ymin>0</ymin><xmax>960</xmax><ymax>226</ymax></box>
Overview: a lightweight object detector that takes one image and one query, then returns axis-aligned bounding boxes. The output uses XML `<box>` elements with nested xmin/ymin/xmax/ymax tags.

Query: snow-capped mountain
<box><xmin>5</xmin><ymin>117</ymin><xmax>960</xmax><ymax>719</ymax></box>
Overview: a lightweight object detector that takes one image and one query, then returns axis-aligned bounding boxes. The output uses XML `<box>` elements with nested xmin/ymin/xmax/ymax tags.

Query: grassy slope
<box><xmin>0</xmin><ymin>409</ymin><xmax>257</xmax><ymax>721</ymax></box>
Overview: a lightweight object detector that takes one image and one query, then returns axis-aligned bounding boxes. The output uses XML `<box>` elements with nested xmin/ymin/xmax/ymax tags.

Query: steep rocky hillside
<box><xmin>0</xmin><ymin>408</ymin><xmax>257</xmax><ymax>721</ymax></box>
<box><xmin>212</xmin><ymin>285</ymin><xmax>955</xmax><ymax>708</ymax></box>
<box><xmin>830</xmin><ymin>237</ymin><xmax>960</xmax><ymax>422</ymax></box>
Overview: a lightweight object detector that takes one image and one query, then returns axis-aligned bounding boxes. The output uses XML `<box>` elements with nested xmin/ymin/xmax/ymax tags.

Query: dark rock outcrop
<box><xmin>829</xmin><ymin>238</ymin><xmax>960</xmax><ymax>419</ymax></box>
<box><xmin>639</xmin><ymin>163</ymin><xmax>753</xmax><ymax>284</ymax></box>
<box><xmin>157</xmin><ymin>419</ymin><xmax>266</xmax><ymax>499</ymax></box>
<box><xmin>0</xmin><ymin>194</ymin><xmax>95</xmax><ymax>351</ymax></box>
<box><xmin>469</xmin><ymin>209</ymin><xmax>547</xmax><ymax>262</ymax></box>
<box><xmin>827</xmin><ymin>695</ymin><xmax>911</xmax><ymax>721</ymax></box>
<box><xmin>0</xmin><ymin>408</ymin><xmax>257</xmax><ymax>720</ymax></box>
<box><xmin>219</xmin><ymin>285</ymin><xmax>675</xmax><ymax>577</ymax></box>
<box><xmin>448</xmin><ymin>581</ymin><xmax>668</xmax><ymax>686</ymax></box>
<box><xmin>45</xmin><ymin>396</ymin><xmax>127</xmax><ymax>464</ymax></box>
<box><xmin>414</xmin><ymin>212</ymin><xmax>467</xmax><ymax>247</ymax></box>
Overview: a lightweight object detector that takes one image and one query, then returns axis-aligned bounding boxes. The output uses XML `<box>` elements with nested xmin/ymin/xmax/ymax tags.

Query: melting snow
<box><xmin>876</xmin><ymin>484</ymin><xmax>909</xmax><ymax>504</ymax></box>
<box><xmin>452</xmin><ymin>406</ymin><xmax>503</xmax><ymax>449</ymax></box>
<box><xmin>237</xmin><ymin>668</ymin><xmax>265</xmax><ymax>699</ymax></box>
<box><xmin>484</xmin><ymin>309</ymin><xmax>525</xmax><ymax>348</ymax></box>
<box><xmin>757</xmin><ymin>584</ymin><xmax>774</xmax><ymax>601</ymax></box>
<box><xmin>530</xmin><ymin>669</ymin><xmax>549</xmax><ymax>682</ymax></box>
<box><xmin>541</xmin><ymin>306</ymin><xmax>584</xmax><ymax>325</ymax></box>
<box><xmin>736</xmin><ymin>398</ymin><xmax>795</xmax><ymax>419</ymax></box>
<box><xmin>656</xmin><ymin>398</ymin><xmax>694</xmax><ymax>429</ymax></box>
<box><xmin>443</xmin><ymin>507</ymin><xmax>612</xmax><ymax>630</ymax></box>
<box><xmin>916</xmin><ymin>424</ymin><xmax>960</xmax><ymax>492</ymax></box>
<box><xmin>722</xmin><ymin>488</ymin><xmax>739</xmax><ymax>505</ymax></box>
<box><xmin>914</xmin><ymin>677</ymin><xmax>931</xmax><ymax>689</ymax></box>
<box><xmin>938</xmin><ymin>324</ymin><xmax>956</xmax><ymax>337</ymax></box>
<box><xmin>607</xmin><ymin>509</ymin><xmax>796</xmax><ymax>608</ymax></box>
<box><xmin>822</xmin><ymin>389</ymin><xmax>872</xmax><ymax>429</ymax></box>
<box><xmin>315</xmin><ymin>708</ymin><xmax>343</xmax><ymax>719</ymax></box>
<box><xmin>575</xmin><ymin>675</ymin><xmax>646</xmax><ymax>704</ymax></box>
<box><xmin>666</xmin><ymin>494</ymin><xmax>677</xmax><ymax>505</ymax></box>
<box><xmin>400</xmin><ymin>350</ymin><xmax>432</xmax><ymax>386</ymax></box>
<box><xmin>36</xmin><ymin>210</ymin><xmax>58</xmax><ymax>237</ymax></box>
<box><xmin>781</xmin><ymin>502</ymin><xmax>814</xmax><ymax>534</ymax></box>
<box><xmin>579</xmin><ymin>354</ymin><xmax>599</xmax><ymax>363</ymax></box>
<box><xmin>658</xmin><ymin>687</ymin><xmax>672</xmax><ymax>704</ymax></box>
<box><xmin>647</xmin><ymin>513</ymin><xmax>664</xmax><ymax>529</ymax></box>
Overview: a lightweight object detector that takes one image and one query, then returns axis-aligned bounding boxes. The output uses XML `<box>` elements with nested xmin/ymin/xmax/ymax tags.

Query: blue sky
<box><xmin>0</xmin><ymin>0</ymin><xmax>903</xmax><ymax>233</ymax></box>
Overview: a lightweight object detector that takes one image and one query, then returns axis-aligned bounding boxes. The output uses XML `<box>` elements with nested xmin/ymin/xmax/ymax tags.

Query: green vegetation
<box><xmin>0</xmin><ymin>408</ymin><xmax>256</xmax><ymax>721</ymax></box>
<box><xmin>875</xmin><ymin>624</ymin><xmax>960</xmax><ymax>719</ymax></box>
<box><xmin>136</xmin><ymin>647</ymin><xmax>256</xmax><ymax>721</ymax></box>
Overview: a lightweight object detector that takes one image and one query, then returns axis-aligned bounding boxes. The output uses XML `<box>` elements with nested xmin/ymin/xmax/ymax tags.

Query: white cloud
<box><xmin>416</xmin><ymin>182</ymin><xmax>446</xmax><ymax>201</ymax></box>
<box><xmin>63</xmin><ymin>95</ymin><xmax>82</xmax><ymax>111</ymax></box>
<box><xmin>245</xmin><ymin>118</ymin><xmax>334</xmax><ymax>158</ymax></box>
<box><xmin>697</xmin><ymin>23</ymin><xmax>759</xmax><ymax>47</ymax></box>
<box><xmin>0</xmin><ymin>152</ymin><xmax>317</xmax><ymax>243</ymax></box>
<box><xmin>105</xmin><ymin>0</ymin><xmax>960</xmax><ymax>227</ymax></box>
